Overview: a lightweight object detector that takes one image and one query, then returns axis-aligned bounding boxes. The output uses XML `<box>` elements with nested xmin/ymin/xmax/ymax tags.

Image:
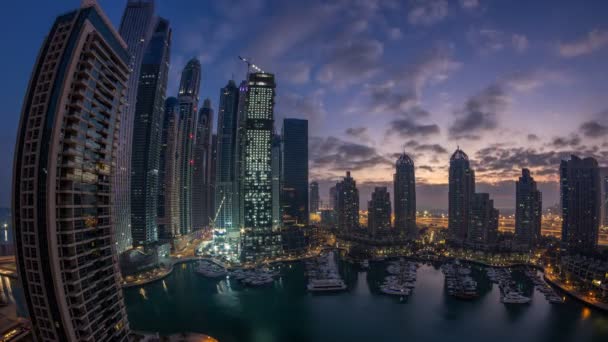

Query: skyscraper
<box><xmin>12</xmin><ymin>2</ymin><xmax>130</xmax><ymax>340</ymax></box>
<box><xmin>560</xmin><ymin>155</ymin><xmax>601</xmax><ymax>252</ymax></box>
<box><xmin>336</xmin><ymin>171</ymin><xmax>360</xmax><ymax>232</ymax></box>
<box><xmin>214</xmin><ymin>80</ymin><xmax>240</xmax><ymax>255</ymax></box>
<box><xmin>448</xmin><ymin>148</ymin><xmax>475</xmax><ymax>244</ymax></box>
<box><xmin>130</xmin><ymin>17</ymin><xmax>171</xmax><ymax>247</ymax></box>
<box><xmin>232</xmin><ymin>80</ymin><xmax>249</xmax><ymax>235</ymax></box>
<box><xmin>192</xmin><ymin>99</ymin><xmax>214</xmax><ymax>231</ymax></box>
<box><xmin>601</xmin><ymin>167</ymin><xmax>608</xmax><ymax>228</ymax></box>
<box><xmin>158</xmin><ymin>97</ymin><xmax>180</xmax><ymax>240</ymax></box>
<box><xmin>115</xmin><ymin>0</ymin><xmax>157</xmax><ymax>254</ymax></box>
<box><xmin>310</xmin><ymin>181</ymin><xmax>320</xmax><ymax>213</ymax></box>
<box><xmin>329</xmin><ymin>185</ymin><xmax>337</xmax><ymax>210</ymax></box>
<box><xmin>515</xmin><ymin>169</ymin><xmax>542</xmax><ymax>248</ymax></box>
<box><xmin>467</xmin><ymin>193</ymin><xmax>499</xmax><ymax>249</ymax></box>
<box><xmin>177</xmin><ymin>58</ymin><xmax>201</xmax><ymax>236</ymax></box>
<box><xmin>368</xmin><ymin>187</ymin><xmax>391</xmax><ymax>237</ymax></box>
<box><xmin>394</xmin><ymin>153</ymin><xmax>416</xmax><ymax>238</ymax></box>
<box><xmin>281</xmin><ymin>118</ymin><xmax>309</xmax><ymax>226</ymax></box>
<box><xmin>239</xmin><ymin>72</ymin><xmax>281</xmax><ymax>262</ymax></box>
<box><xmin>272</xmin><ymin>134</ymin><xmax>282</xmax><ymax>229</ymax></box>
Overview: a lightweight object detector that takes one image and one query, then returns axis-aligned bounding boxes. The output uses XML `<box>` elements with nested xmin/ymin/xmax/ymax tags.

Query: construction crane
<box><xmin>209</xmin><ymin>195</ymin><xmax>226</xmax><ymax>234</ymax></box>
<box><xmin>238</xmin><ymin>55</ymin><xmax>265</xmax><ymax>75</ymax></box>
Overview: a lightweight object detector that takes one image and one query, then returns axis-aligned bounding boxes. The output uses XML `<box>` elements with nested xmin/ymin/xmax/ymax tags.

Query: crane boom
<box><xmin>238</xmin><ymin>55</ymin><xmax>264</xmax><ymax>74</ymax></box>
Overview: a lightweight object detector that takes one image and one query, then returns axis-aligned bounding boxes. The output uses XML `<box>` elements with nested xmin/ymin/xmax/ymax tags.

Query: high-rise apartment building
<box><xmin>281</xmin><ymin>118</ymin><xmax>309</xmax><ymax>226</ymax></box>
<box><xmin>114</xmin><ymin>0</ymin><xmax>157</xmax><ymax>254</ymax></box>
<box><xmin>176</xmin><ymin>58</ymin><xmax>201</xmax><ymax>236</ymax></box>
<box><xmin>467</xmin><ymin>193</ymin><xmax>499</xmax><ymax>249</ymax></box>
<box><xmin>336</xmin><ymin>171</ymin><xmax>360</xmax><ymax>232</ymax></box>
<box><xmin>515</xmin><ymin>169</ymin><xmax>542</xmax><ymax>248</ymax></box>
<box><xmin>394</xmin><ymin>153</ymin><xmax>416</xmax><ymax>238</ymax></box>
<box><xmin>310</xmin><ymin>181</ymin><xmax>320</xmax><ymax>214</ymax></box>
<box><xmin>214</xmin><ymin>80</ymin><xmax>240</xmax><ymax>255</ymax></box>
<box><xmin>12</xmin><ymin>3</ymin><xmax>131</xmax><ymax>340</ymax></box>
<box><xmin>158</xmin><ymin>97</ymin><xmax>180</xmax><ymax>240</ymax></box>
<box><xmin>130</xmin><ymin>17</ymin><xmax>171</xmax><ymax>246</ymax></box>
<box><xmin>448</xmin><ymin>148</ymin><xmax>475</xmax><ymax>244</ymax></box>
<box><xmin>368</xmin><ymin>187</ymin><xmax>391</xmax><ymax>237</ymax></box>
<box><xmin>192</xmin><ymin>99</ymin><xmax>214</xmax><ymax>231</ymax></box>
<box><xmin>272</xmin><ymin>134</ymin><xmax>282</xmax><ymax>229</ymax></box>
<box><xmin>239</xmin><ymin>73</ymin><xmax>281</xmax><ymax>263</ymax></box>
<box><xmin>561</xmin><ymin>155</ymin><xmax>601</xmax><ymax>252</ymax></box>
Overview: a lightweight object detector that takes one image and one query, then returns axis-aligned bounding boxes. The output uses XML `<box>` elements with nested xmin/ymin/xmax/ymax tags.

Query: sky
<box><xmin>1</xmin><ymin>0</ymin><xmax>607</xmax><ymax>210</ymax></box>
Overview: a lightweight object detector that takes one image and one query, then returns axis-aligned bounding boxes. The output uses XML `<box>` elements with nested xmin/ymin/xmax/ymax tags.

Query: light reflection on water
<box><xmin>125</xmin><ymin>261</ymin><xmax>608</xmax><ymax>342</ymax></box>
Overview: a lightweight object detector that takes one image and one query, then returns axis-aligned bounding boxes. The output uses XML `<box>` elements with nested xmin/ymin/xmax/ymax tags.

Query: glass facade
<box><xmin>281</xmin><ymin>118</ymin><xmax>309</xmax><ymax>226</ymax></box>
<box><xmin>130</xmin><ymin>17</ymin><xmax>171</xmax><ymax>246</ymax></box>
<box><xmin>158</xmin><ymin>97</ymin><xmax>180</xmax><ymax>240</ymax></box>
<box><xmin>515</xmin><ymin>168</ymin><xmax>542</xmax><ymax>247</ymax></box>
<box><xmin>177</xmin><ymin>59</ymin><xmax>201</xmax><ymax>236</ymax></box>
<box><xmin>192</xmin><ymin>99</ymin><xmax>214</xmax><ymax>231</ymax></box>
<box><xmin>114</xmin><ymin>0</ymin><xmax>156</xmax><ymax>254</ymax></box>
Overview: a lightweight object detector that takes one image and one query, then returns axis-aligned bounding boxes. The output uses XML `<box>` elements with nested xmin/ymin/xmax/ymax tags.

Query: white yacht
<box><xmin>307</xmin><ymin>278</ymin><xmax>347</xmax><ymax>292</ymax></box>
<box><xmin>501</xmin><ymin>292</ymin><xmax>531</xmax><ymax>304</ymax></box>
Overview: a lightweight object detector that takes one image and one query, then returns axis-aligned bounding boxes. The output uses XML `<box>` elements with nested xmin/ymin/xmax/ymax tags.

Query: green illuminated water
<box><xmin>124</xmin><ymin>260</ymin><xmax>608</xmax><ymax>342</ymax></box>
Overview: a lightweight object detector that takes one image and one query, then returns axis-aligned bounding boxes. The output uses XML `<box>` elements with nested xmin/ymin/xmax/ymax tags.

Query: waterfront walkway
<box><xmin>544</xmin><ymin>274</ymin><xmax>608</xmax><ymax>313</ymax></box>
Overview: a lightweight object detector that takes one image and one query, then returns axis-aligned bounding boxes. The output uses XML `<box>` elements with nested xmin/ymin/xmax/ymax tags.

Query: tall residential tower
<box><xmin>12</xmin><ymin>3</ymin><xmax>130</xmax><ymax>340</ymax></box>
<box><xmin>176</xmin><ymin>58</ymin><xmax>201</xmax><ymax>235</ymax></box>
<box><xmin>394</xmin><ymin>153</ymin><xmax>416</xmax><ymax>238</ymax></box>
<box><xmin>560</xmin><ymin>155</ymin><xmax>601</xmax><ymax>252</ymax></box>
<box><xmin>448</xmin><ymin>148</ymin><xmax>475</xmax><ymax>244</ymax></box>
<box><xmin>192</xmin><ymin>99</ymin><xmax>214</xmax><ymax>231</ymax></box>
<box><xmin>130</xmin><ymin>17</ymin><xmax>171</xmax><ymax>246</ymax></box>
<box><xmin>515</xmin><ymin>169</ymin><xmax>542</xmax><ymax>248</ymax></box>
<box><xmin>281</xmin><ymin>118</ymin><xmax>309</xmax><ymax>226</ymax></box>
<box><xmin>114</xmin><ymin>0</ymin><xmax>157</xmax><ymax>254</ymax></box>
<box><xmin>239</xmin><ymin>72</ymin><xmax>281</xmax><ymax>262</ymax></box>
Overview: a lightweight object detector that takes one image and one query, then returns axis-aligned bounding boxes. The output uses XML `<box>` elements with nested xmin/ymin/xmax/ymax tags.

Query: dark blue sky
<box><xmin>1</xmin><ymin>0</ymin><xmax>607</xmax><ymax>209</ymax></box>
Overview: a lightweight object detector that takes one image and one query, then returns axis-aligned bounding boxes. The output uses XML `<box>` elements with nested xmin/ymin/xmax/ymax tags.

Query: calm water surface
<box><xmin>124</xmin><ymin>260</ymin><xmax>608</xmax><ymax>342</ymax></box>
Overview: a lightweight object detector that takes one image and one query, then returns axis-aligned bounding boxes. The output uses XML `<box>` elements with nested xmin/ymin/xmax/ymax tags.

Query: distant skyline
<box><xmin>1</xmin><ymin>0</ymin><xmax>607</xmax><ymax>209</ymax></box>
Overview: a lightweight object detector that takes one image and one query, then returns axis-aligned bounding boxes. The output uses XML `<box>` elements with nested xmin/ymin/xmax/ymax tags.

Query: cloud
<box><xmin>387</xmin><ymin>114</ymin><xmax>441</xmax><ymax>138</ymax></box>
<box><xmin>527</xmin><ymin>134</ymin><xmax>540</xmax><ymax>141</ymax></box>
<box><xmin>317</xmin><ymin>38</ymin><xmax>384</xmax><ymax>87</ymax></box>
<box><xmin>580</xmin><ymin>120</ymin><xmax>608</xmax><ymax>138</ymax></box>
<box><xmin>388</xmin><ymin>27</ymin><xmax>403</xmax><ymax>40</ymax></box>
<box><xmin>550</xmin><ymin>134</ymin><xmax>581</xmax><ymax>148</ymax></box>
<box><xmin>275</xmin><ymin>90</ymin><xmax>326</xmax><ymax>128</ymax></box>
<box><xmin>310</xmin><ymin>136</ymin><xmax>391</xmax><ymax>172</ymax></box>
<box><xmin>279</xmin><ymin>62</ymin><xmax>311</xmax><ymax>84</ymax></box>
<box><xmin>408</xmin><ymin>0</ymin><xmax>449</xmax><ymax>26</ymax></box>
<box><xmin>558</xmin><ymin>29</ymin><xmax>608</xmax><ymax>57</ymax></box>
<box><xmin>511</xmin><ymin>34</ymin><xmax>528</xmax><ymax>53</ymax></box>
<box><xmin>449</xmin><ymin>84</ymin><xmax>508</xmax><ymax>138</ymax></box>
<box><xmin>468</xmin><ymin>29</ymin><xmax>529</xmax><ymax>54</ymax></box>
<box><xmin>460</xmin><ymin>0</ymin><xmax>479</xmax><ymax>10</ymax></box>
<box><xmin>345</xmin><ymin>127</ymin><xmax>373</xmax><ymax>143</ymax></box>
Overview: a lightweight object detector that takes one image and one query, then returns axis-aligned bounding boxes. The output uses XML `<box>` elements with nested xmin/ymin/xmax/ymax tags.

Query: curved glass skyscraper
<box><xmin>115</xmin><ymin>0</ymin><xmax>157</xmax><ymax>254</ymax></box>
<box><xmin>177</xmin><ymin>58</ymin><xmax>201</xmax><ymax>236</ymax></box>
<box><xmin>130</xmin><ymin>17</ymin><xmax>171</xmax><ymax>246</ymax></box>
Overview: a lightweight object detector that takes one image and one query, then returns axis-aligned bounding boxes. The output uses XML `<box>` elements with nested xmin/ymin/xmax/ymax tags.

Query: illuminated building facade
<box><xmin>239</xmin><ymin>72</ymin><xmax>281</xmax><ymax>262</ymax></box>
<box><xmin>192</xmin><ymin>99</ymin><xmax>214</xmax><ymax>231</ymax></box>
<box><xmin>515</xmin><ymin>168</ymin><xmax>542</xmax><ymax>248</ymax></box>
<box><xmin>336</xmin><ymin>171</ymin><xmax>360</xmax><ymax>232</ymax></box>
<box><xmin>394</xmin><ymin>153</ymin><xmax>416</xmax><ymax>238</ymax></box>
<box><xmin>561</xmin><ymin>155</ymin><xmax>601</xmax><ymax>252</ymax></box>
<box><xmin>448</xmin><ymin>148</ymin><xmax>475</xmax><ymax>244</ymax></box>
<box><xmin>368</xmin><ymin>187</ymin><xmax>391</xmax><ymax>237</ymax></box>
